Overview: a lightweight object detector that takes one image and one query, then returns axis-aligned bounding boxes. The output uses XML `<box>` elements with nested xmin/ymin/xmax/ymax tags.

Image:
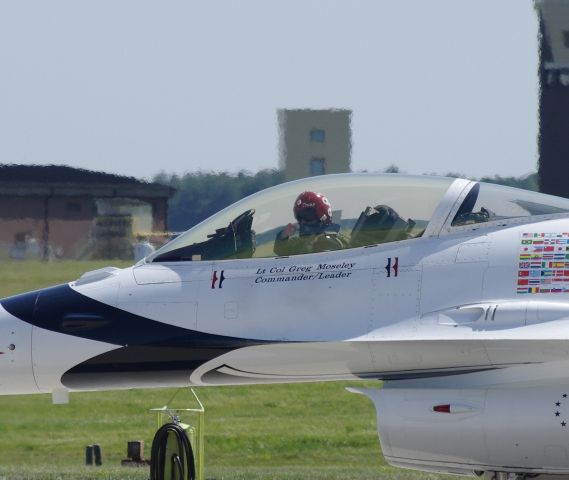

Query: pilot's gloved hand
<box><xmin>280</xmin><ymin>223</ymin><xmax>298</xmax><ymax>240</ymax></box>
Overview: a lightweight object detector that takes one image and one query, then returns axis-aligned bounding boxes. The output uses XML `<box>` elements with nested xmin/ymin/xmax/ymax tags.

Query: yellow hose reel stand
<box><xmin>150</xmin><ymin>388</ymin><xmax>205</xmax><ymax>480</ymax></box>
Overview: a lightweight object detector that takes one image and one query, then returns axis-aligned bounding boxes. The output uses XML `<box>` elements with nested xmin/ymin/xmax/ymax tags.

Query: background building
<box><xmin>536</xmin><ymin>0</ymin><xmax>569</xmax><ymax>197</ymax></box>
<box><xmin>0</xmin><ymin>165</ymin><xmax>173</xmax><ymax>260</ymax></box>
<box><xmin>278</xmin><ymin>109</ymin><xmax>352</xmax><ymax>181</ymax></box>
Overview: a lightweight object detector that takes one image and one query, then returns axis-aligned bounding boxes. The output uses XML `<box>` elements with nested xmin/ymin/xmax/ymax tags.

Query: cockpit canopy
<box><xmin>149</xmin><ymin>174</ymin><xmax>569</xmax><ymax>262</ymax></box>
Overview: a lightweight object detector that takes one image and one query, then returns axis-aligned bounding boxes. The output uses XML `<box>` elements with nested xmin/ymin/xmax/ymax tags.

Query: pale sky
<box><xmin>0</xmin><ymin>1</ymin><xmax>539</xmax><ymax>181</ymax></box>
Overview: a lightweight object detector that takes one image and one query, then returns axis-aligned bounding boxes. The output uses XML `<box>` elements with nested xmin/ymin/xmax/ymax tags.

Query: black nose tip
<box><xmin>2</xmin><ymin>283</ymin><xmax>197</xmax><ymax>347</ymax></box>
<box><xmin>1</xmin><ymin>289</ymin><xmax>39</xmax><ymax>325</ymax></box>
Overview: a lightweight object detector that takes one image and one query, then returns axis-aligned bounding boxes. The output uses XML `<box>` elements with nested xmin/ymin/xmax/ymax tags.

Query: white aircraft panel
<box><xmin>0</xmin><ymin>305</ymin><xmax>36</xmax><ymax>394</ymax></box>
<box><xmin>119</xmin><ymin>282</ymin><xmax>198</xmax><ymax>329</ymax></box>
<box><xmin>198</xmin><ymin>253</ymin><xmax>371</xmax><ymax>341</ymax></box>
<box><xmin>32</xmin><ymin>327</ymin><xmax>117</xmax><ymax>392</ymax></box>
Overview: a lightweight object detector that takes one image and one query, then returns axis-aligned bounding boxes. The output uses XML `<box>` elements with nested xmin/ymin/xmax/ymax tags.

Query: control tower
<box><xmin>278</xmin><ymin>109</ymin><xmax>352</xmax><ymax>182</ymax></box>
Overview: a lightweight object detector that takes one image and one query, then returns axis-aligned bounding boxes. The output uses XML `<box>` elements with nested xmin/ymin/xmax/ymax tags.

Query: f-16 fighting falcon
<box><xmin>4</xmin><ymin>173</ymin><xmax>569</xmax><ymax>478</ymax></box>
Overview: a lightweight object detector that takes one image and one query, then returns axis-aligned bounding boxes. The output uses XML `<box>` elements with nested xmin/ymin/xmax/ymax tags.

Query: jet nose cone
<box><xmin>1</xmin><ymin>288</ymin><xmax>38</xmax><ymax>324</ymax></box>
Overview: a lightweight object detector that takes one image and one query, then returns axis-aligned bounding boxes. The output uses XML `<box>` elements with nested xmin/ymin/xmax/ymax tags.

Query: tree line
<box><xmin>154</xmin><ymin>169</ymin><xmax>284</xmax><ymax>232</ymax></box>
<box><xmin>154</xmin><ymin>169</ymin><xmax>539</xmax><ymax>232</ymax></box>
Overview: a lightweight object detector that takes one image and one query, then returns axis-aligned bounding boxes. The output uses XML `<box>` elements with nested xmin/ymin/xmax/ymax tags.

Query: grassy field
<box><xmin>0</xmin><ymin>259</ymin><xmax>133</xmax><ymax>298</ymax></box>
<box><xmin>0</xmin><ymin>260</ymin><xmax>451</xmax><ymax>480</ymax></box>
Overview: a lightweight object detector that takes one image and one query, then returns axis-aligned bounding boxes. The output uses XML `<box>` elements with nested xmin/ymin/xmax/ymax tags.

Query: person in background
<box><xmin>134</xmin><ymin>235</ymin><xmax>155</xmax><ymax>261</ymax></box>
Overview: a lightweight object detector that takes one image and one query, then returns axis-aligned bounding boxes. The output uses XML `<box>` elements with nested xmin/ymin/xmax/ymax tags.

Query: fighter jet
<box><xmin>3</xmin><ymin>173</ymin><xmax>569</xmax><ymax>478</ymax></box>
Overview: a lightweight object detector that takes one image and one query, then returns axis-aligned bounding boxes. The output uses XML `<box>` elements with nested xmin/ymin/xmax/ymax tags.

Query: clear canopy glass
<box><xmin>451</xmin><ymin>182</ymin><xmax>569</xmax><ymax>227</ymax></box>
<box><xmin>150</xmin><ymin>174</ymin><xmax>454</xmax><ymax>262</ymax></box>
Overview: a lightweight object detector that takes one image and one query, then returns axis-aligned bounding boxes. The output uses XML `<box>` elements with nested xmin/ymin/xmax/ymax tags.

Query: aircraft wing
<box><xmin>191</xmin><ymin>316</ymin><xmax>569</xmax><ymax>386</ymax></box>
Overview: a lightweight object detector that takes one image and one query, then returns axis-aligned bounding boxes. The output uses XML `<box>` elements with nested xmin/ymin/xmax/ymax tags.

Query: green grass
<box><xmin>0</xmin><ymin>384</ymin><xmax>382</xmax><ymax>467</ymax></box>
<box><xmin>0</xmin><ymin>261</ymin><xmax>452</xmax><ymax>479</ymax></box>
<box><xmin>0</xmin><ymin>465</ymin><xmax>454</xmax><ymax>480</ymax></box>
<box><xmin>0</xmin><ymin>259</ymin><xmax>133</xmax><ymax>298</ymax></box>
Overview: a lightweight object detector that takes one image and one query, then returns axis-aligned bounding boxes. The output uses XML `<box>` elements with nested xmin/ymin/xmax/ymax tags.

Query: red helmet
<box><xmin>293</xmin><ymin>191</ymin><xmax>332</xmax><ymax>224</ymax></box>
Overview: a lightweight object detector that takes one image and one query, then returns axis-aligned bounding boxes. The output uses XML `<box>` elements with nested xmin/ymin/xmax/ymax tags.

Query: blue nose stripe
<box><xmin>1</xmin><ymin>284</ymin><xmax>264</xmax><ymax>348</ymax></box>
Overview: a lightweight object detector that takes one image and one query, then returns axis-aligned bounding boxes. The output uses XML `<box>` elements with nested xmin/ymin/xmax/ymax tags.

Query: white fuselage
<box><xmin>6</xmin><ymin>172</ymin><xmax>569</xmax><ymax>476</ymax></box>
<box><xmin>3</xmin><ymin>217</ymin><xmax>569</xmax><ymax>396</ymax></box>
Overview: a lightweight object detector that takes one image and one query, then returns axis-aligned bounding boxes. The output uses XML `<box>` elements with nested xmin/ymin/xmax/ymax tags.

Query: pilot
<box><xmin>274</xmin><ymin>191</ymin><xmax>348</xmax><ymax>256</ymax></box>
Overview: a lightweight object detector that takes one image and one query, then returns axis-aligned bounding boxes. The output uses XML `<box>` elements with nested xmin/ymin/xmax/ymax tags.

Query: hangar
<box><xmin>0</xmin><ymin>164</ymin><xmax>173</xmax><ymax>260</ymax></box>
